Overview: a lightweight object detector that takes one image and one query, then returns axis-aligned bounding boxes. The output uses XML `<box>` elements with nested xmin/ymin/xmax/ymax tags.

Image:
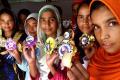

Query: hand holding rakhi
<box><xmin>23</xmin><ymin>45</ymin><xmax>39</xmax><ymax>78</ymax></box>
<box><xmin>23</xmin><ymin>45</ymin><xmax>36</xmax><ymax>64</ymax></box>
<box><xmin>5</xmin><ymin>38</ymin><xmax>17</xmax><ymax>56</ymax></box>
<box><xmin>79</xmin><ymin>33</ymin><xmax>95</xmax><ymax>48</ymax></box>
<box><xmin>5</xmin><ymin>38</ymin><xmax>17</xmax><ymax>50</ymax></box>
<box><xmin>5</xmin><ymin>38</ymin><xmax>22</xmax><ymax>63</ymax></box>
<box><xmin>58</xmin><ymin>29</ymin><xmax>77</xmax><ymax>69</ymax></box>
<box><xmin>45</xmin><ymin>37</ymin><xmax>59</xmax><ymax>75</ymax></box>
<box><xmin>46</xmin><ymin>49</ymin><xmax>59</xmax><ymax>67</ymax></box>
<box><xmin>67</xmin><ymin>62</ymin><xmax>89</xmax><ymax>80</ymax></box>
<box><xmin>79</xmin><ymin>33</ymin><xmax>96</xmax><ymax>59</ymax></box>
<box><xmin>24</xmin><ymin>35</ymin><xmax>36</xmax><ymax>48</ymax></box>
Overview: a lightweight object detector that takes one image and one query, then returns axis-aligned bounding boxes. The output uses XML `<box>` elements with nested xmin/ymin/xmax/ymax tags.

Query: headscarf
<box><xmin>88</xmin><ymin>0</ymin><xmax>120</xmax><ymax>80</ymax></box>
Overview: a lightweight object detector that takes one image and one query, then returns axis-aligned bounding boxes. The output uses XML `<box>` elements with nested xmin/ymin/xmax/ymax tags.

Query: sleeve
<box><xmin>30</xmin><ymin>73</ymin><xmax>40</xmax><ymax>80</ymax></box>
<box><xmin>17</xmin><ymin>55</ymin><xmax>29</xmax><ymax>72</ymax></box>
<box><xmin>48</xmin><ymin>69</ymin><xmax>68</xmax><ymax>80</ymax></box>
<box><xmin>82</xmin><ymin>56</ymin><xmax>89</xmax><ymax>69</ymax></box>
<box><xmin>17</xmin><ymin>48</ymin><xmax>40</xmax><ymax>72</ymax></box>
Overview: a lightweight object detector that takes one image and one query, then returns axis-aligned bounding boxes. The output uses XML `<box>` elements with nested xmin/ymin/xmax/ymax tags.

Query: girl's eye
<box><xmin>93</xmin><ymin>24</ymin><xmax>100</xmax><ymax>31</ymax></box>
<box><xmin>108</xmin><ymin>20</ymin><xmax>118</xmax><ymax>27</ymax></box>
<box><xmin>50</xmin><ymin>18</ymin><xmax>56</xmax><ymax>22</ymax></box>
<box><xmin>40</xmin><ymin>19</ymin><xmax>45</xmax><ymax>23</ymax></box>
<box><xmin>78</xmin><ymin>15</ymin><xmax>84</xmax><ymax>20</ymax></box>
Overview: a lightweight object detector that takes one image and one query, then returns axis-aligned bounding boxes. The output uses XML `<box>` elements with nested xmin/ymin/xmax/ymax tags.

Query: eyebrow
<box><xmin>40</xmin><ymin>16</ymin><xmax>56</xmax><ymax>19</ymax></box>
<box><xmin>106</xmin><ymin>17</ymin><xmax>116</xmax><ymax>23</ymax></box>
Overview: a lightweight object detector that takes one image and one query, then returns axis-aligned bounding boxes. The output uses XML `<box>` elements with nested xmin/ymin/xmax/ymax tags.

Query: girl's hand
<box><xmin>7</xmin><ymin>49</ymin><xmax>19</xmax><ymax>57</ymax></box>
<box><xmin>67</xmin><ymin>62</ymin><xmax>89</xmax><ymax>80</ymax></box>
<box><xmin>46</xmin><ymin>50</ymin><xmax>59</xmax><ymax>75</ymax></box>
<box><xmin>84</xmin><ymin>45</ymin><xmax>96</xmax><ymax>59</ymax></box>
<box><xmin>23</xmin><ymin>46</ymin><xmax>39</xmax><ymax>78</ymax></box>
<box><xmin>7</xmin><ymin>49</ymin><xmax>22</xmax><ymax>64</ymax></box>
<box><xmin>23</xmin><ymin>46</ymin><xmax>36</xmax><ymax>64</ymax></box>
<box><xmin>46</xmin><ymin>50</ymin><xmax>58</xmax><ymax>67</ymax></box>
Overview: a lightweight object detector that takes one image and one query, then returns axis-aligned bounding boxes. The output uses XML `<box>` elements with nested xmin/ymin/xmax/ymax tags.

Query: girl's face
<box><xmin>0</xmin><ymin>13</ymin><xmax>14</xmax><ymax>32</ymax></box>
<box><xmin>77</xmin><ymin>4</ymin><xmax>93</xmax><ymax>34</ymax></box>
<box><xmin>91</xmin><ymin>6</ymin><xmax>120</xmax><ymax>53</ymax></box>
<box><xmin>20</xmin><ymin>14</ymin><xmax>27</xmax><ymax>24</ymax></box>
<box><xmin>39</xmin><ymin>10</ymin><xmax>58</xmax><ymax>38</ymax></box>
<box><xmin>26</xmin><ymin>18</ymin><xmax>37</xmax><ymax>37</ymax></box>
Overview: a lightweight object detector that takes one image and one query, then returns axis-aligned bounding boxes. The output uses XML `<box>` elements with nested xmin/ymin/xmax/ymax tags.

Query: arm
<box><xmin>49</xmin><ymin>70</ymin><xmax>68</xmax><ymax>80</ymax></box>
<box><xmin>17</xmin><ymin>55</ymin><xmax>28</xmax><ymax>71</ymax></box>
<box><xmin>67</xmin><ymin>62</ymin><xmax>89</xmax><ymax>80</ymax></box>
<box><xmin>23</xmin><ymin>46</ymin><xmax>39</xmax><ymax>78</ymax></box>
<box><xmin>46</xmin><ymin>50</ymin><xmax>59</xmax><ymax>75</ymax></box>
<box><xmin>8</xmin><ymin>49</ymin><xmax>22</xmax><ymax>64</ymax></box>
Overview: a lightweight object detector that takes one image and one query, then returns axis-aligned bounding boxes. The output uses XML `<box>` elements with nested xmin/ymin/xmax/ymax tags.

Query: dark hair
<box><xmin>54</xmin><ymin>5</ymin><xmax>62</xmax><ymax>17</ymax></box>
<box><xmin>77</xmin><ymin>0</ymin><xmax>91</xmax><ymax>14</ymax></box>
<box><xmin>90</xmin><ymin>1</ymin><xmax>105</xmax><ymax>17</ymax></box>
<box><xmin>18</xmin><ymin>9</ymin><xmax>31</xmax><ymax>17</ymax></box>
<box><xmin>18</xmin><ymin>9</ymin><xmax>31</xmax><ymax>23</ymax></box>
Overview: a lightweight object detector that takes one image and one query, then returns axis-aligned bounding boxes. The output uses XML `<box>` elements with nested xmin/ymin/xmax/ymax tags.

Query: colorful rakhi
<box><xmin>5</xmin><ymin>38</ymin><xmax>17</xmax><ymax>50</ymax></box>
<box><xmin>79</xmin><ymin>33</ymin><xmax>95</xmax><ymax>48</ymax></box>
<box><xmin>45</xmin><ymin>37</ymin><xmax>56</xmax><ymax>55</ymax></box>
<box><xmin>25</xmin><ymin>35</ymin><xmax>36</xmax><ymax>47</ymax></box>
<box><xmin>64</xmin><ymin>29</ymin><xmax>73</xmax><ymax>39</ymax></box>
<box><xmin>58</xmin><ymin>43</ymin><xmax>71</xmax><ymax>57</ymax></box>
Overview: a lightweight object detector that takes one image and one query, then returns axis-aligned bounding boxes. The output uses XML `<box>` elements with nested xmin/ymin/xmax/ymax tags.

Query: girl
<box><xmin>17</xmin><ymin>13</ymin><xmax>38</xmax><ymax>80</ymax></box>
<box><xmin>22</xmin><ymin>5</ymin><xmax>63</xmax><ymax>80</ymax></box>
<box><xmin>67</xmin><ymin>0</ymin><xmax>120</xmax><ymax>80</ymax></box>
<box><xmin>74</xmin><ymin>0</ymin><xmax>95</xmax><ymax>69</ymax></box>
<box><xmin>24</xmin><ymin>13</ymin><xmax>38</xmax><ymax>38</ymax></box>
<box><xmin>17</xmin><ymin>9</ymin><xmax>31</xmax><ymax>32</ymax></box>
<box><xmin>0</xmin><ymin>8</ymin><xmax>26</xmax><ymax>80</ymax></box>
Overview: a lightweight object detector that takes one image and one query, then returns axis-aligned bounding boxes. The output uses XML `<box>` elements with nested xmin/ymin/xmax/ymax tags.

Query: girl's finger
<box><xmin>23</xmin><ymin>46</ymin><xmax>30</xmax><ymax>60</ymax></box>
<box><xmin>67</xmin><ymin>70</ymin><xmax>77</xmax><ymax>80</ymax></box>
<box><xmin>70</xmin><ymin>64</ymin><xmax>83</xmax><ymax>79</ymax></box>
<box><xmin>31</xmin><ymin>46</ymin><xmax>35</xmax><ymax>58</ymax></box>
<box><xmin>75</xmin><ymin>62</ymin><xmax>89</xmax><ymax>79</ymax></box>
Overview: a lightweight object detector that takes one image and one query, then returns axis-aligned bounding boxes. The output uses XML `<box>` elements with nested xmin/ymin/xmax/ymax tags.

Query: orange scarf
<box><xmin>89</xmin><ymin>0</ymin><xmax>120</xmax><ymax>24</ymax></box>
<box><xmin>88</xmin><ymin>47</ymin><xmax>120</xmax><ymax>80</ymax></box>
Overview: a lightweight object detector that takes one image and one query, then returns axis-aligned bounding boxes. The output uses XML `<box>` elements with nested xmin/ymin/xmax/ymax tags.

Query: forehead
<box><xmin>78</xmin><ymin>4</ymin><xmax>89</xmax><ymax>14</ymax></box>
<box><xmin>40</xmin><ymin>10</ymin><xmax>55</xmax><ymax>17</ymax></box>
<box><xmin>91</xmin><ymin>6</ymin><xmax>114</xmax><ymax>24</ymax></box>
<box><xmin>27</xmin><ymin>18</ymin><xmax>36</xmax><ymax>22</ymax></box>
<box><xmin>0</xmin><ymin>13</ymin><xmax>13</xmax><ymax>20</ymax></box>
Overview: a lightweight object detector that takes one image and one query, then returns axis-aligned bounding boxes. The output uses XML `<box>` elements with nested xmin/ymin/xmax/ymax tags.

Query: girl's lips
<box><xmin>102</xmin><ymin>43</ymin><xmax>113</xmax><ymax>49</ymax></box>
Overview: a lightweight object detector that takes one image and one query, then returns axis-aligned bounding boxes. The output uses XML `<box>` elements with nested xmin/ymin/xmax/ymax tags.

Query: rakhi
<box><xmin>45</xmin><ymin>37</ymin><xmax>56</xmax><ymax>55</ymax></box>
<box><xmin>5</xmin><ymin>38</ymin><xmax>17</xmax><ymax>50</ymax></box>
<box><xmin>79</xmin><ymin>33</ymin><xmax>95</xmax><ymax>48</ymax></box>
<box><xmin>58</xmin><ymin>29</ymin><xmax>77</xmax><ymax>69</ymax></box>
<box><xmin>25</xmin><ymin>35</ymin><xmax>36</xmax><ymax>47</ymax></box>
<box><xmin>58</xmin><ymin>43</ymin><xmax>71</xmax><ymax>57</ymax></box>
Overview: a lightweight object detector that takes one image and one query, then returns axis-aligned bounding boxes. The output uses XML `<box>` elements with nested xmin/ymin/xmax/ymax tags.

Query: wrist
<box><xmin>48</xmin><ymin>63</ymin><xmax>54</xmax><ymax>68</ymax></box>
<box><xmin>28</xmin><ymin>59</ymin><xmax>36</xmax><ymax>65</ymax></box>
